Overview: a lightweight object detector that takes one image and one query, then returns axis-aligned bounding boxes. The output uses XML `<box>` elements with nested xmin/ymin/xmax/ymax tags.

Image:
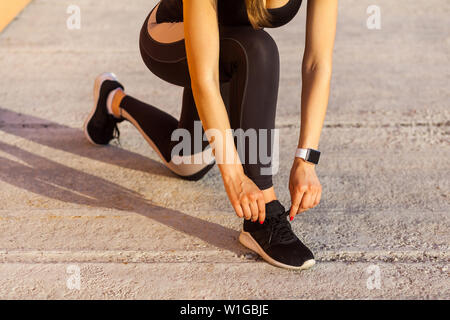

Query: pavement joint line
<box><xmin>0</xmin><ymin>208</ymin><xmax>448</xmax><ymax>215</ymax></box>
<box><xmin>0</xmin><ymin>121</ymin><xmax>448</xmax><ymax>129</ymax></box>
<box><xmin>279</xmin><ymin>121</ymin><xmax>450</xmax><ymax>129</ymax></box>
<box><xmin>0</xmin><ymin>250</ymin><xmax>447</xmax><ymax>264</ymax></box>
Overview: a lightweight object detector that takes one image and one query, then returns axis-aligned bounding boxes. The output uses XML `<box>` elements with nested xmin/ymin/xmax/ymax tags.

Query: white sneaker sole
<box><xmin>239</xmin><ymin>231</ymin><xmax>316</xmax><ymax>271</ymax></box>
<box><xmin>83</xmin><ymin>72</ymin><xmax>119</xmax><ymax>146</ymax></box>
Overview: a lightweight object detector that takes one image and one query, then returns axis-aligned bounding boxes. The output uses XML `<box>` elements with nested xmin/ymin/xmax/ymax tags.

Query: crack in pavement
<box><xmin>0</xmin><ymin>121</ymin><xmax>449</xmax><ymax>130</ymax></box>
<box><xmin>0</xmin><ymin>249</ymin><xmax>448</xmax><ymax>264</ymax></box>
<box><xmin>279</xmin><ymin>121</ymin><xmax>450</xmax><ymax>129</ymax></box>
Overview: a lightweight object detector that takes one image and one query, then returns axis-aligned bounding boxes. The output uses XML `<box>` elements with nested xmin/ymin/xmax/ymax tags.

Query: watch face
<box><xmin>307</xmin><ymin>149</ymin><xmax>321</xmax><ymax>164</ymax></box>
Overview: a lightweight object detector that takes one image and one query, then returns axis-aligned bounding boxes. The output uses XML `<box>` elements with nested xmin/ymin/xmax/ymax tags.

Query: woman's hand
<box><xmin>288</xmin><ymin>157</ymin><xmax>322</xmax><ymax>220</ymax></box>
<box><xmin>222</xmin><ymin>170</ymin><xmax>266</xmax><ymax>223</ymax></box>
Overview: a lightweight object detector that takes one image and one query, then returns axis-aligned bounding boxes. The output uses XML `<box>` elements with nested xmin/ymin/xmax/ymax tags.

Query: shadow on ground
<box><xmin>0</xmin><ymin>108</ymin><xmax>242</xmax><ymax>255</ymax></box>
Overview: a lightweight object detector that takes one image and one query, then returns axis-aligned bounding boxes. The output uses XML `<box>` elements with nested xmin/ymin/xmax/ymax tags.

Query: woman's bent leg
<box><xmin>113</xmin><ymin>86</ymin><xmax>216</xmax><ymax>180</ymax></box>
<box><xmin>219</xmin><ymin>26</ymin><xmax>281</xmax><ymax>191</ymax></box>
<box><xmin>135</xmin><ymin>7</ymin><xmax>280</xmax><ymax>186</ymax></box>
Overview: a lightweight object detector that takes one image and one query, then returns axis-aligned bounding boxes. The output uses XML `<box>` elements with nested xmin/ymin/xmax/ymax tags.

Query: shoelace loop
<box><xmin>112</xmin><ymin>122</ymin><xmax>121</xmax><ymax>146</ymax></box>
<box><xmin>266</xmin><ymin>211</ymin><xmax>296</xmax><ymax>244</ymax></box>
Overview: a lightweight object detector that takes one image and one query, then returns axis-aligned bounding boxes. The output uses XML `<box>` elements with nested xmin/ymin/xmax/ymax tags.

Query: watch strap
<box><xmin>295</xmin><ymin>148</ymin><xmax>308</xmax><ymax>160</ymax></box>
<box><xmin>295</xmin><ymin>148</ymin><xmax>321</xmax><ymax>165</ymax></box>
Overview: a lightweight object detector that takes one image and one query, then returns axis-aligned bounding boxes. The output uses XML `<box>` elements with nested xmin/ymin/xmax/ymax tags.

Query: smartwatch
<box><xmin>295</xmin><ymin>148</ymin><xmax>321</xmax><ymax>165</ymax></box>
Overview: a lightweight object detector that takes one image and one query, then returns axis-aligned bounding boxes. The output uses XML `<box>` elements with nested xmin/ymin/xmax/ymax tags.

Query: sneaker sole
<box><xmin>83</xmin><ymin>72</ymin><xmax>119</xmax><ymax>146</ymax></box>
<box><xmin>239</xmin><ymin>231</ymin><xmax>316</xmax><ymax>271</ymax></box>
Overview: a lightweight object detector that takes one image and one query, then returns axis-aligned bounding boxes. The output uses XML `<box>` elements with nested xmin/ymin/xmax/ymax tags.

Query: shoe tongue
<box><xmin>265</xmin><ymin>200</ymin><xmax>286</xmax><ymax>218</ymax></box>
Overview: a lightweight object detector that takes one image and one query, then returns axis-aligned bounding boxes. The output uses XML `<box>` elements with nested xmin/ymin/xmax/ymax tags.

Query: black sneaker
<box><xmin>84</xmin><ymin>72</ymin><xmax>125</xmax><ymax>145</ymax></box>
<box><xmin>239</xmin><ymin>200</ymin><xmax>315</xmax><ymax>270</ymax></box>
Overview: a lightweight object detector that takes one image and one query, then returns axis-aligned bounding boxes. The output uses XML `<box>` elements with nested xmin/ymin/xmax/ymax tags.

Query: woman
<box><xmin>84</xmin><ymin>0</ymin><xmax>338</xmax><ymax>270</ymax></box>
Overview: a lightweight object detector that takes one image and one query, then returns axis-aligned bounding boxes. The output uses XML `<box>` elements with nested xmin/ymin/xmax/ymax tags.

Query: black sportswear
<box><xmin>156</xmin><ymin>0</ymin><xmax>303</xmax><ymax>28</ymax></box>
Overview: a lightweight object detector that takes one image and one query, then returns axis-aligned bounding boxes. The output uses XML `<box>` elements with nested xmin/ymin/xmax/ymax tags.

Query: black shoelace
<box><xmin>112</xmin><ymin>122</ymin><xmax>121</xmax><ymax>146</ymax></box>
<box><xmin>266</xmin><ymin>211</ymin><xmax>297</xmax><ymax>245</ymax></box>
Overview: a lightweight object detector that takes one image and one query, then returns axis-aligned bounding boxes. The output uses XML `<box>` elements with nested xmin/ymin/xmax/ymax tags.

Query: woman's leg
<box><xmin>95</xmin><ymin>4</ymin><xmax>216</xmax><ymax>180</ymax></box>
<box><xmin>108</xmin><ymin>84</ymin><xmax>216</xmax><ymax>180</ymax></box>
<box><xmin>218</xmin><ymin>26</ymin><xmax>281</xmax><ymax>199</ymax></box>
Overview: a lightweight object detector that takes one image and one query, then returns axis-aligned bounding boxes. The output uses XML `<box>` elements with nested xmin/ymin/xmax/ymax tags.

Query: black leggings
<box><xmin>119</xmin><ymin>6</ymin><xmax>280</xmax><ymax>190</ymax></box>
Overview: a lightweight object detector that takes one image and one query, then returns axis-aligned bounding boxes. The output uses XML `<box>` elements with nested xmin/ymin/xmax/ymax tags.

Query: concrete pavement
<box><xmin>0</xmin><ymin>0</ymin><xmax>448</xmax><ymax>299</ymax></box>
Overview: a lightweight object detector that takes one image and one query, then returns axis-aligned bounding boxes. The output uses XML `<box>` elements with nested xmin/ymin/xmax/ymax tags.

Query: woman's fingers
<box><xmin>233</xmin><ymin>202</ymin><xmax>244</xmax><ymax>218</ymax></box>
<box><xmin>291</xmin><ymin>187</ymin><xmax>321</xmax><ymax>218</ymax></box>
<box><xmin>298</xmin><ymin>187</ymin><xmax>321</xmax><ymax>213</ymax></box>
<box><xmin>257</xmin><ymin>197</ymin><xmax>266</xmax><ymax>224</ymax></box>
<box><xmin>288</xmin><ymin>161</ymin><xmax>322</xmax><ymax>219</ymax></box>
<box><xmin>227</xmin><ymin>185</ymin><xmax>243</xmax><ymax>218</ymax></box>
<box><xmin>223</xmin><ymin>173</ymin><xmax>267</xmax><ymax>222</ymax></box>
<box><xmin>241</xmin><ymin>199</ymin><xmax>252</xmax><ymax>220</ymax></box>
<box><xmin>249</xmin><ymin>200</ymin><xmax>259</xmax><ymax>222</ymax></box>
<box><xmin>300</xmin><ymin>190</ymin><xmax>315</xmax><ymax>211</ymax></box>
<box><xmin>247</xmin><ymin>192</ymin><xmax>264</xmax><ymax>222</ymax></box>
<box><xmin>289</xmin><ymin>189</ymin><xmax>305</xmax><ymax>220</ymax></box>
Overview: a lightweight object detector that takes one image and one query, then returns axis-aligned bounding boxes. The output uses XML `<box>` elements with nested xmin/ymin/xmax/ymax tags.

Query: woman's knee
<box><xmin>221</xmin><ymin>28</ymin><xmax>280</xmax><ymax>73</ymax></box>
<box><xmin>238</xmin><ymin>29</ymin><xmax>280</xmax><ymax>71</ymax></box>
<box><xmin>246</xmin><ymin>31</ymin><xmax>280</xmax><ymax>67</ymax></box>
